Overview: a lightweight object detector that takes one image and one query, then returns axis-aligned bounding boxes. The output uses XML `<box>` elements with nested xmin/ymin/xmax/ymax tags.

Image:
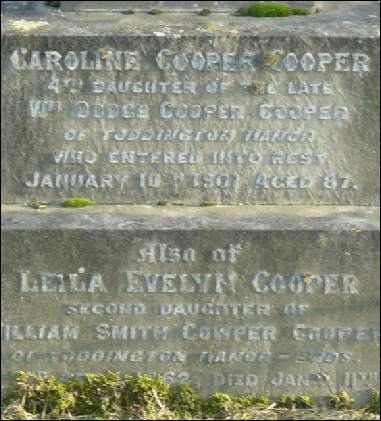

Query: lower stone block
<box><xmin>1</xmin><ymin>205</ymin><xmax>379</xmax><ymax>403</ymax></box>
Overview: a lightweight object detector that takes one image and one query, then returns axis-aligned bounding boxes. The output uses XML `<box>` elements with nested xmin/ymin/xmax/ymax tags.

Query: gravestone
<box><xmin>1</xmin><ymin>0</ymin><xmax>380</xmax><ymax>404</ymax></box>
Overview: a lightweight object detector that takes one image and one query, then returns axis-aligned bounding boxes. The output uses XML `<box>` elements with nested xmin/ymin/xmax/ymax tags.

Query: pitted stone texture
<box><xmin>1</xmin><ymin>205</ymin><xmax>380</xmax><ymax>401</ymax></box>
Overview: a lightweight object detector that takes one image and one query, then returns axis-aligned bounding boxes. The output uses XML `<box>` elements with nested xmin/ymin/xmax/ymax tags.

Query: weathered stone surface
<box><xmin>1</xmin><ymin>2</ymin><xmax>380</xmax><ymax>205</ymax></box>
<box><xmin>1</xmin><ymin>205</ymin><xmax>380</xmax><ymax>401</ymax></box>
<box><xmin>1</xmin><ymin>1</ymin><xmax>380</xmax><ymax>403</ymax></box>
<box><xmin>60</xmin><ymin>1</ymin><xmax>321</xmax><ymax>13</ymax></box>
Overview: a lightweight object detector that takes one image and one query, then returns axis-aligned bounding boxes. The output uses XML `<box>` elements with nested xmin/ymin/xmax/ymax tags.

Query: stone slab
<box><xmin>1</xmin><ymin>205</ymin><xmax>380</xmax><ymax>402</ymax></box>
<box><xmin>60</xmin><ymin>1</ymin><xmax>321</xmax><ymax>13</ymax></box>
<box><xmin>1</xmin><ymin>2</ymin><xmax>380</xmax><ymax>205</ymax></box>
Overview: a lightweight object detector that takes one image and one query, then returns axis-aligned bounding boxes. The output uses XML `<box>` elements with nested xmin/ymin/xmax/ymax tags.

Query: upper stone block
<box><xmin>1</xmin><ymin>2</ymin><xmax>380</xmax><ymax>205</ymax></box>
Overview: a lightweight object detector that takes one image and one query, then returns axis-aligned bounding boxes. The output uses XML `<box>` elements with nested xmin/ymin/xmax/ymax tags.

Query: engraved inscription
<box><xmin>93</xmin><ymin>324</ymin><xmax>168</xmax><ymax>340</ymax></box>
<box><xmin>124</xmin><ymin>272</ymin><xmax>235</xmax><ymax>294</ymax></box>
<box><xmin>2</xmin><ymin>325</ymin><xmax>79</xmax><ymax>340</ymax></box>
<box><xmin>20</xmin><ymin>271</ymin><xmax>108</xmax><ymax>293</ymax></box>
<box><xmin>269</xmin><ymin>372</ymin><xmax>309</xmax><ymax>386</ymax></box>
<box><xmin>2</xmin><ymin>242</ymin><xmax>379</xmax><ymax>396</ymax></box>
<box><xmin>3</xmin><ymin>41</ymin><xmax>377</xmax><ymax>204</ymax></box>
<box><xmin>11</xmin><ymin>49</ymin><xmax>141</xmax><ymax>71</ymax></box>
<box><xmin>182</xmin><ymin>324</ymin><xmax>277</xmax><ymax>341</ymax></box>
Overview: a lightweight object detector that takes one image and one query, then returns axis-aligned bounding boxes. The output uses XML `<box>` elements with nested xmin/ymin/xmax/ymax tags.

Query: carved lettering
<box><xmin>74</xmin><ymin>101</ymin><xmax>148</xmax><ymax>119</ymax></box>
<box><xmin>25</xmin><ymin>173</ymin><xmax>128</xmax><ymax>188</ymax></box>
<box><xmin>271</xmin><ymin>51</ymin><xmax>370</xmax><ymax>72</ymax></box>
<box><xmin>49</xmin><ymin>350</ymin><xmax>186</xmax><ymax>363</ymax></box>
<box><xmin>159</xmin><ymin>102</ymin><xmax>244</xmax><ymax>119</ymax></box>
<box><xmin>66</xmin><ymin>303</ymin><xmax>146</xmax><ymax>315</ymax></box>
<box><xmin>20</xmin><ymin>272</ymin><xmax>107</xmax><ymax>293</ymax></box>
<box><xmin>250</xmin><ymin>272</ymin><xmax>359</xmax><ymax>294</ymax></box>
<box><xmin>159</xmin><ymin>303</ymin><xmax>270</xmax><ymax>316</ymax></box>
<box><xmin>1</xmin><ymin>325</ymin><xmax>79</xmax><ymax>340</ymax></box>
<box><xmin>270</xmin><ymin>372</ymin><xmax>309</xmax><ymax>386</ymax></box>
<box><xmin>213</xmin><ymin>372</ymin><xmax>258</xmax><ymax>386</ymax></box>
<box><xmin>124</xmin><ymin>272</ymin><xmax>235</xmax><ymax>293</ymax></box>
<box><xmin>199</xmin><ymin>351</ymin><xmax>271</xmax><ymax>363</ymax></box>
<box><xmin>94</xmin><ymin>324</ymin><xmax>168</xmax><ymax>340</ymax></box>
<box><xmin>11</xmin><ymin>49</ymin><xmax>140</xmax><ymax>71</ymax></box>
<box><xmin>258</xmin><ymin>103</ymin><xmax>348</xmax><ymax>120</ymax></box>
<box><xmin>182</xmin><ymin>324</ymin><xmax>276</xmax><ymax>341</ymax></box>
<box><xmin>292</xmin><ymin>325</ymin><xmax>380</xmax><ymax>341</ymax></box>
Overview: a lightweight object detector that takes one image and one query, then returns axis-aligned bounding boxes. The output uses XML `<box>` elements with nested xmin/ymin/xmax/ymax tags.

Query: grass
<box><xmin>1</xmin><ymin>372</ymin><xmax>379</xmax><ymax>420</ymax></box>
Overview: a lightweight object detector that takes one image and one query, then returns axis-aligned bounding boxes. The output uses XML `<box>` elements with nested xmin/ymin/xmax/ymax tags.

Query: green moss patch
<box><xmin>199</xmin><ymin>8</ymin><xmax>212</xmax><ymax>16</ymax></box>
<box><xmin>62</xmin><ymin>198</ymin><xmax>96</xmax><ymax>208</ymax></box>
<box><xmin>200</xmin><ymin>201</ymin><xmax>218</xmax><ymax>206</ymax></box>
<box><xmin>148</xmin><ymin>9</ymin><xmax>162</xmax><ymax>15</ymax></box>
<box><xmin>237</xmin><ymin>2</ymin><xmax>311</xmax><ymax>17</ymax></box>
<box><xmin>121</xmin><ymin>9</ymin><xmax>135</xmax><ymax>14</ymax></box>
<box><xmin>292</xmin><ymin>7</ymin><xmax>311</xmax><ymax>15</ymax></box>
